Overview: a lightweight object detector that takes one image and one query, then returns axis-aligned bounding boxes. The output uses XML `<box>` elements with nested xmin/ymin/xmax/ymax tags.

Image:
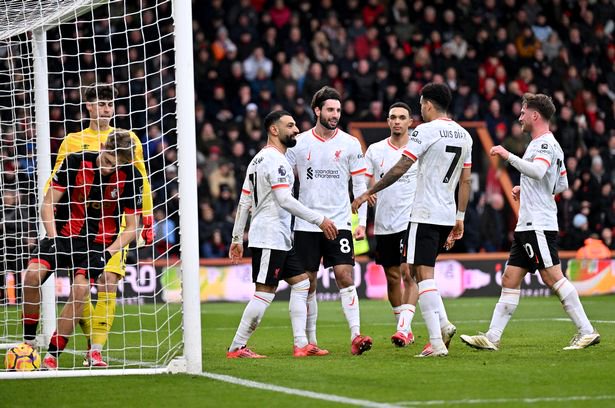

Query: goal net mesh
<box><xmin>0</xmin><ymin>0</ymin><xmax>185</xmax><ymax>372</ymax></box>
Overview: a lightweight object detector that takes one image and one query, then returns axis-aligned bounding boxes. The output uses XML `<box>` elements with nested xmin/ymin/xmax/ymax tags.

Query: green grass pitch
<box><xmin>1</xmin><ymin>296</ymin><xmax>613</xmax><ymax>407</ymax></box>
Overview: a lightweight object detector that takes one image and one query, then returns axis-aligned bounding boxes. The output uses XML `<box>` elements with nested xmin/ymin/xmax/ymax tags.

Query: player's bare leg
<box><xmin>461</xmin><ymin>265</ymin><xmax>525</xmax><ymax>350</ymax></box>
<box><xmin>390</xmin><ymin>263</ymin><xmax>417</xmax><ymax>347</ymax></box>
<box><xmin>22</xmin><ymin>263</ymin><xmax>49</xmax><ymax>345</ymax></box>
<box><xmin>43</xmin><ymin>273</ymin><xmax>90</xmax><ymax>369</ymax></box>
<box><xmin>334</xmin><ymin>264</ymin><xmax>372</xmax><ymax>355</ymax></box>
<box><xmin>540</xmin><ymin>265</ymin><xmax>599</xmax><ymax>349</ymax></box>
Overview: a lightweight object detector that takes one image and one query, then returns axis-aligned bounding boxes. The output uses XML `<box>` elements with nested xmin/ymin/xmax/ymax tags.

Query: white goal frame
<box><xmin>1</xmin><ymin>0</ymin><xmax>201</xmax><ymax>378</ymax></box>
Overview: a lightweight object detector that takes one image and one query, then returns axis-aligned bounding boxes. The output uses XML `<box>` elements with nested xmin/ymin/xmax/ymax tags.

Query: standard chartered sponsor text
<box><xmin>313</xmin><ymin>169</ymin><xmax>340</xmax><ymax>179</ymax></box>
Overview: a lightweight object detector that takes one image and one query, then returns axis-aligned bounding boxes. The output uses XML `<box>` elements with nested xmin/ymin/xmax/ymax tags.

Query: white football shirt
<box><xmin>286</xmin><ymin>128</ymin><xmax>366</xmax><ymax>232</ymax></box>
<box><xmin>241</xmin><ymin>145</ymin><xmax>295</xmax><ymax>250</ymax></box>
<box><xmin>515</xmin><ymin>132</ymin><xmax>564</xmax><ymax>232</ymax></box>
<box><xmin>365</xmin><ymin>137</ymin><xmax>417</xmax><ymax>234</ymax></box>
<box><xmin>402</xmin><ymin>118</ymin><xmax>473</xmax><ymax>226</ymax></box>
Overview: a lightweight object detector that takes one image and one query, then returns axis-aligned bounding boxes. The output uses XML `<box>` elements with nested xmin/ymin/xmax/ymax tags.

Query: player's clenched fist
<box><xmin>319</xmin><ymin>217</ymin><xmax>338</xmax><ymax>240</ymax></box>
<box><xmin>490</xmin><ymin>145</ymin><xmax>510</xmax><ymax>160</ymax></box>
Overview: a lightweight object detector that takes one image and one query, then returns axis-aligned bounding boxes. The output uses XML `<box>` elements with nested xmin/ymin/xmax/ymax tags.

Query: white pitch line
<box><xmin>198</xmin><ymin>371</ymin><xmax>402</xmax><ymax>408</ymax></box>
<box><xmin>395</xmin><ymin>395</ymin><xmax>615</xmax><ymax>406</ymax></box>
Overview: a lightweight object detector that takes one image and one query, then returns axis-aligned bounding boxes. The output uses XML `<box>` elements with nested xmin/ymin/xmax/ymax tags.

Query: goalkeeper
<box><xmin>44</xmin><ymin>83</ymin><xmax>154</xmax><ymax>367</ymax></box>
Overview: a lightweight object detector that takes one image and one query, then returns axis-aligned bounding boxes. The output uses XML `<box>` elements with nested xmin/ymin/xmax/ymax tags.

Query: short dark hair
<box><xmin>264</xmin><ymin>110</ymin><xmax>292</xmax><ymax>133</ymax></box>
<box><xmin>522</xmin><ymin>93</ymin><xmax>556</xmax><ymax>121</ymax></box>
<box><xmin>310</xmin><ymin>86</ymin><xmax>341</xmax><ymax>112</ymax></box>
<box><xmin>83</xmin><ymin>83</ymin><xmax>118</xmax><ymax>102</ymax></box>
<box><xmin>420</xmin><ymin>82</ymin><xmax>452</xmax><ymax>112</ymax></box>
<box><xmin>388</xmin><ymin>102</ymin><xmax>412</xmax><ymax>117</ymax></box>
<box><xmin>104</xmin><ymin>128</ymin><xmax>135</xmax><ymax>164</ymax></box>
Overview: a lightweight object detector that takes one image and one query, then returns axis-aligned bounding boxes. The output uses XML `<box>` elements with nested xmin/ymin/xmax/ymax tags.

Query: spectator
<box><xmin>243</xmin><ymin>47</ymin><xmax>272</xmax><ymax>81</ymax></box>
<box><xmin>208</xmin><ymin>160</ymin><xmax>236</xmax><ymax>200</ymax></box>
<box><xmin>154</xmin><ymin>208</ymin><xmax>178</xmax><ymax>256</ymax></box>
<box><xmin>480</xmin><ymin>193</ymin><xmax>507</xmax><ymax>252</ymax></box>
<box><xmin>562</xmin><ymin>213</ymin><xmax>591</xmax><ymax>250</ymax></box>
<box><xmin>600</xmin><ymin>228</ymin><xmax>615</xmax><ymax>250</ymax></box>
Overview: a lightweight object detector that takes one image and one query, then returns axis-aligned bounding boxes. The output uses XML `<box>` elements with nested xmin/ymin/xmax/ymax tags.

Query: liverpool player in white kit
<box><xmin>364</xmin><ymin>102</ymin><xmax>419</xmax><ymax>347</ymax></box>
<box><xmin>353</xmin><ymin>83</ymin><xmax>473</xmax><ymax>357</ymax></box>
<box><xmin>460</xmin><ymin>93</ymin><xmax>600</xmax><ymax>351</ymax></box>
<box><xmin>227</xmin><ymin>110</ymin><xmax>338</xmax><ymax>358</ymax></box>
<box><xmin>286</xmin><ymin>86</ymin><xmax>373</xmax><ymax>355</ymax></box>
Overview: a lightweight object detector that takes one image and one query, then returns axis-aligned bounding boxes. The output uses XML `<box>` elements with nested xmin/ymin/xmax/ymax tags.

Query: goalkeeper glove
<box><xmin>88</xmin><ymin>250</ymin><xmax>112</xmax><ymax>272</ymax></box>
<box><xmin>141</xmin><ymin>214</ymin><xmax>155</xmax><ymax>245</ymax></box>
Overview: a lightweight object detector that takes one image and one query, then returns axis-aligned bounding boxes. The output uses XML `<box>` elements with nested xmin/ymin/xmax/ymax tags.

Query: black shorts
<box><xmin>251</xmin><ymin>246</ymin><xmax>304</xmax><ymax>286</ymax></box>
<box><xmin>508</xmin><ymin>230</ymin><xmax>559</xmax><ymax>271</ymax></box>
<box><xmin>403</xmin><ymin>222</ymin><xmax>452</xmax><ymax>267</ymax></box>
<box><xmin>375</xmin><ymin>231</ymin><xmax>405</xmax><ymax>267</ymax></box>
<box><xmin>293</xmin><ymin>230</ymin><xmax>355</xmax><ymax>271</ymax></box>
<box><xmin>28</xmin><ymin>237</ymin><xmax>106</xmax><ymax>281</ymax></box>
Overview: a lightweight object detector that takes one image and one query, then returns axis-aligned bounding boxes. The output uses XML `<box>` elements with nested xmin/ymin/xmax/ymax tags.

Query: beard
<box><xmin>319</xmin><ymin>115</ymin><xmax>337</xmax><ymax>130</ymax></box>
<box><xmin>281</xmin><ymin>135</ymin><xmax>297</xmax><ymax>148</ymax></box>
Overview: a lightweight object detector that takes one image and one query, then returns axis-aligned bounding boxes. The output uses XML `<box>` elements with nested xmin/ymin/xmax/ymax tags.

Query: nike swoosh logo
<box><xmin>400</xmin><ymin>318</ymin><xmax>405</xmax><ymax>327</ymax></box>
<box><xmin>349</xmin><ymin>297</ymin><xmax>355</xmax><ymax>306</ymax></box>
<box><xmin>307</xmin><ymin>150</ymin><xmax>311</xmax><ymax>161</ymax></box>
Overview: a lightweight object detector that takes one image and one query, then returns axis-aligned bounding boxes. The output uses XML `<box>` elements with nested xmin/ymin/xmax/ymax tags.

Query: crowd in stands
<box><xmin>191</xmin><ymin>0</ymin><xmax>615</xmax><ymax>255</ymax></box>
<box><xmin>2</xmin><ymin>0</ymin><xmax>615</xmax><ymax>265</ymax></box>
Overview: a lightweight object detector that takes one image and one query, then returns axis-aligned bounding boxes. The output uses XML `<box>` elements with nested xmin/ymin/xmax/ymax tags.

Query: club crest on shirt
<box><xmin>334</xmin><ymin>150</ymin><xmax>342</xmax><ymax>161</ymax></box>
<box><xmin>278</xmin><ymin>165</ymin><xmax>287</xmax><ymax>176</ymax></box>
<box><xmin>110</xmin><ymin>188</ymin><xmax>118</xmax><ymax>198</ymax></box>
<box><xmin>541</xmin><ymin>143</ymin><xmax>548</xmax><ymax>149</ymax></box>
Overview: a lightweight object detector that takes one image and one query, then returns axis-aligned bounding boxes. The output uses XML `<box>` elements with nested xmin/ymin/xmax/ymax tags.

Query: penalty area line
<box><xmin>198</xmin><ymin>371</ymin><xmax>402</xmax><ymax>408</ymax></box>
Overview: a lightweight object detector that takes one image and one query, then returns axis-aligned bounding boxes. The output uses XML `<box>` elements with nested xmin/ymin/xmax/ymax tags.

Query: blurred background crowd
<box><xmin>1</xmin><ymin>0</ymin><xmax>614</xmax><ymax>267</ymax></box>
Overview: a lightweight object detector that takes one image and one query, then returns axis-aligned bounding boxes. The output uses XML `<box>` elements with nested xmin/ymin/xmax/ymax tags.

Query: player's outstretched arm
<box><xmin>41</xmin><ymin>187</ymin><xmax>65</xmax><ymax>238</ymax></box>
<box><xmin>107</xmin><ymin>212</ymin><xmax>140</xmax><ymax>255</ymax></box>
<box><xmin>352</xmin><ymin>155</ymin><xmax>414</xmax><ymax>213</ymax></box>
<box><xmin>491</xmin><ymin>145</ymin><xmax>549</xmax><ymax>180</ymax></box>
<box><xmin>132</xmin><ymin>135</ymin><xmax>155</xmax><ymax>244</ymax></box>
<box><xmin>272</xmin><ymin>186</ymin><xmax>338</xmax><ymax>240</ymax></box>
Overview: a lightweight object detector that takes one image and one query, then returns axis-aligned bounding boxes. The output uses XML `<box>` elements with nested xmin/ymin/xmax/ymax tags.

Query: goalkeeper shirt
<box><xmin>51</xmin><ymin>152</ymin><xmax>143</xmax><ymax>245</ymax></box>
<box><xmin>45</xmin><ymin>126</ymin><xmax>153</xmax><ymax>218</ymax></box>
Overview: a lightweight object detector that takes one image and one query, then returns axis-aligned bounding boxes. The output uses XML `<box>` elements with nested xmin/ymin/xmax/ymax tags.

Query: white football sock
<box><xmin>418</xmin><ymin>280</ymin><xmax>444</xmax><ymax>348</ymax></box>
<box><xmin>289</xmin><ymin>280</ymin><xmax>310</xmax><ymax>348</ymax></box>
<box><xmin>553</xmin><ymin>278</ymin><xmax>593</xmax><ymax>335</ymax></box>
<box><xmin>229</xmin><ymin>291</ymin><xmax>274</xmax><ymax>352</ymax></box>
<box><xmin>340</xmin><ymin>285</ymin><xmax>361</xmax><ymax>340</ymax></box>
<box><xmin>486</xmin><ymin>288</ymin><xmax>520</xmax><ymax>343</ymax></box>
<box><xmin>392</xmin><ymin>305</ymin><xmax>403</xmax><ymax>323</ymax></box>
<box><xmin>396</xmin><ymin>304</ymin><xmax>416</xmax><ymax>335</ymax></box>
<box><xmin>306</xmin><ymin>292</ymin><xmax>318</xmax><ymax>345</ymax></box>
<box><xmin>437</xmin><ymin>295</ymin><xmax>450</xmax><ymax>328</ymax></box>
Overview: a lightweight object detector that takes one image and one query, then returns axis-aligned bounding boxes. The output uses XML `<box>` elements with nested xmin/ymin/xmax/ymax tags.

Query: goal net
<box><xmin>0</xmin><ymin>0</ymin><xmax>201</xmax><ymax>377</ymax></box>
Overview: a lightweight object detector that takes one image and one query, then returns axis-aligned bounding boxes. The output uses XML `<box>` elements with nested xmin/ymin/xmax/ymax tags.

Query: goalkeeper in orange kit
<box><xmin>45</xmin><ymin>83</ymin><xmax>154</xmax><ymax>367</ymax></box>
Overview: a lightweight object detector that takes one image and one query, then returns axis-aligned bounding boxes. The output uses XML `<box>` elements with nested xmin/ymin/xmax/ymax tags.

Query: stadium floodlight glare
<box><xmin>0</xmin><ymin>0</ymin><xmax>201</xmax><ymax>378</ymax></box>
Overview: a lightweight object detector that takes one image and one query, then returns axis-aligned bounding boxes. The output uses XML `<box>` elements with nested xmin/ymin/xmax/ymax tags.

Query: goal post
<box><xmin>0</xmin><ymin>0</ymin><xmax>201</xmax><ymax>377</ymax></box>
